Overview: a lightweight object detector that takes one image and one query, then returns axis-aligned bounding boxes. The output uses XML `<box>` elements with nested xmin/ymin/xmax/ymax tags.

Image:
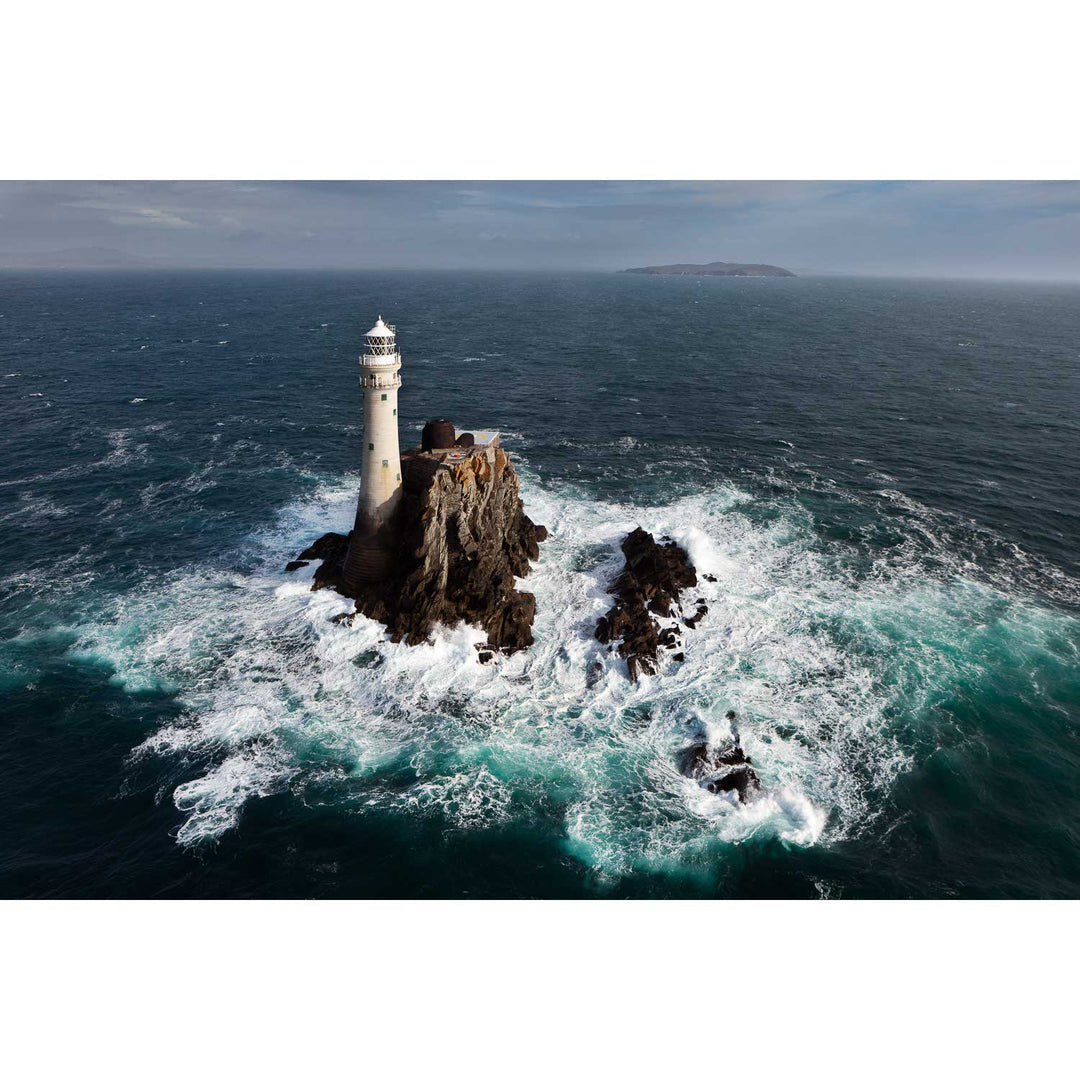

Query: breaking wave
<box><xmin>63</xmin><ymin>466</ymin><xmax>1079</xmax><ymax>880</ymax></box>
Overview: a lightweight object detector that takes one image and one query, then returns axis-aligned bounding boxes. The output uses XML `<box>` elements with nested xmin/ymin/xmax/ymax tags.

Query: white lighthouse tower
<box><xmin>355</xmin><ymin>315</ymin><xmax>403</xmax><ymax>535</ymax></box>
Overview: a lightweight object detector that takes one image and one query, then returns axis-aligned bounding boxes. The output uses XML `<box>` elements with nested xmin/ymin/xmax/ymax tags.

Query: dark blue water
<box><xmin>2</xmin><ymin>270</ymin><xmax>1078</xmax><ymax>898</ymax></box>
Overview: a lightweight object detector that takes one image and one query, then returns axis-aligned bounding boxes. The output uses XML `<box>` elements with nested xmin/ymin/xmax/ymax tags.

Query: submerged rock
<box><xmin>676</xmin><ymin>711</ymin><xmax>762</xmax><ymax>804</ymax></box>
<box><xmin>290</xmin><ymin>443</ymin><xmax>545</xmax><ymax>654</ymax></box>
<box><xmin>595</xmin><ymin>527</ymin><xmax>698</xmax><ymax>680</ymax></box>
<box><xmin>683</xmin><ymin>602</ymin><xmax>708</xmax><ymax>629</ymax></box>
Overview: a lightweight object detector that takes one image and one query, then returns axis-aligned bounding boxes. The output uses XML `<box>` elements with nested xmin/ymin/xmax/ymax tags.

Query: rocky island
<box><xmin>595</xmin><ymin>527</ymin><xmax>701</xmax><ymax>680</ymax></box>
<box><xmin>621</xmin><ymin>260</ymin><xmax>795</xmax><ymax>277</ymax></box>
<box><xmin>294</xmin><ymin>421</ymin><xmax>545</xmax><ymax>655</ymax></box>
<box><xmin>286</xmin><ymin>318</ymin><xmax>545</xmax><ymax>655</ymax></box>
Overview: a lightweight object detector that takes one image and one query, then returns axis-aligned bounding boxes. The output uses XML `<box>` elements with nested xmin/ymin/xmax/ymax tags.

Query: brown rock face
<box><xmin>595</xmin><ymin>527</ymin><xmax>700</xmax><ymax>680</ymax></box>
<box><xmin>296</xmin><ymin>445</ymin><xmax>545</xmax><ymax>653</ymax></box>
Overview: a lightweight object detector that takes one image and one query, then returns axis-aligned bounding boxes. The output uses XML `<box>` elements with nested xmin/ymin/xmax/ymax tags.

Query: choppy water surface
<box><xmin>2</xmin><ymin>270</ymin><xmax>1078</xmax><ymax>898</ymax></box>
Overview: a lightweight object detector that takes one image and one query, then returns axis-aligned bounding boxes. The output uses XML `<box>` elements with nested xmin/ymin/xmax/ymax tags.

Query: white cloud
<box><xmin>69</xmin><ymin>199</ymin><xmax>200</xmax><ymax>229</ymax></box>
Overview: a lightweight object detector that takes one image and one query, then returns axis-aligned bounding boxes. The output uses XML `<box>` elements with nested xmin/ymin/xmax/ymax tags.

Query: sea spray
<box><xmin>61</xmin><ymin>464</ymin><xmax>1068</xmax><ymax>879</ymax></box>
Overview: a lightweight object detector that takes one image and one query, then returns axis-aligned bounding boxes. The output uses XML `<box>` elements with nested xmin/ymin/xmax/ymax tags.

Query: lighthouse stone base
<box><xmin>291</xmin><ymin>438</ymin><xmax>546</xmax><ymax>654</ymax></box>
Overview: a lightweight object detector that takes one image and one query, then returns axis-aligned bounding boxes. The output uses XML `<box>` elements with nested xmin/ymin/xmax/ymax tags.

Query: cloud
<box><xmin>97</xmin><ymin>205</ymin><xmax>200</xmax><ymax>229</ymax></box>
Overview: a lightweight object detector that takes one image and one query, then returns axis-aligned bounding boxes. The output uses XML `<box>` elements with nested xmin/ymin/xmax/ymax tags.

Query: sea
<box><xmin>1</xmin><ymin>270</ymin><xmax>1078</xmax><ymax>898</ymax></box>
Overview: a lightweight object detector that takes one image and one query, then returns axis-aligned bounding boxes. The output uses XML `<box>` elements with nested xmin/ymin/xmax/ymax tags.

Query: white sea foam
<box><xmin>173</xmin><ymin>746</ymin><xmax>296</xmax><ymax>845</ymax></box>
<box><xmin>0</xmin><ymin>492</ymin><xmax>71</xmax><ymax>523</ymax></box>
<box><xmin>64</xmin><ymin>467</ymin><xmax>1080</xmax><ymax>879</ymax></box>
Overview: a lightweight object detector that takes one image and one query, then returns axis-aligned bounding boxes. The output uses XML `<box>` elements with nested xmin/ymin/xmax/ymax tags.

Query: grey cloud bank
<box><xmin>1</xmin><ymin>181</ymin><xmax>1079</xmax><ymax>281</ymax></box>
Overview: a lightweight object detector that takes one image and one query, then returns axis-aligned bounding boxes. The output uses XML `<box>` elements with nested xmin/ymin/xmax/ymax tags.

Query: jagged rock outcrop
<box><xmin>595</xmin><ymin>527</ymin><xmax>701</xmax><ymax>680</ymax></box>
<box><xmin>296</xmin><ymin>533</ymin><xmax>350</xmax><ymax>563</ymax></box>
<box><xmin>293</xmin><ymin>444</ymin><xmax>545</xmax><ymax>653</ymax></box>
<box><xmin>676</xmin><ymin>711</ymin><xmax>762</xmax><ymax>803</ymax></box>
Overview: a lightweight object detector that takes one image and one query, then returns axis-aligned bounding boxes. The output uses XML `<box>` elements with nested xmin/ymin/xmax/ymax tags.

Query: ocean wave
<box><xmin>60</xmin><ymin>470</ymin><xmax>1080</xmax><ymax>883</ymax></box>
<box><xmin>0</xmin><ymin>492</ymin><xmax>71</xmax><ymax>523</ymax></box>
<box><xmin>0</xmin><ymin>428</ymin><xmax>151</xmax><ymax>489</ymax></box>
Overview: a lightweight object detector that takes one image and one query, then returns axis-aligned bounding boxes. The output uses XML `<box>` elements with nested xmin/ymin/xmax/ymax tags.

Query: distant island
<box><xmin>621</xmin><ymin>260</ymin><xmax>795</xmax><ymax>277</ymax></box>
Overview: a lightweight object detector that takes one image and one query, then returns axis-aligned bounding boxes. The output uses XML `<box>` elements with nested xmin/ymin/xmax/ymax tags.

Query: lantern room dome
<box><xmin>365</xmin><ymin>316</ymin><xmax>395</xmax><ymax>338</ymax></box>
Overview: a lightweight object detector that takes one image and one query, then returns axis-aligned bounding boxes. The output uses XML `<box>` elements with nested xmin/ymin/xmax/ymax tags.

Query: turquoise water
<box><xmin>1</xmin><ymin>270</ymin><xmax>1078</xmax><ymax>897</ymax></box>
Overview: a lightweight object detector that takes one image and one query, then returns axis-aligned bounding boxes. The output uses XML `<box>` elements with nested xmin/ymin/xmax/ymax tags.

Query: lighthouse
<box><xmin>354</xmin><ymin>315</ymin><xmax>403</xmax><ymax>535</ymax></box>
<box><xmin>342</xmin><ymin>315</ymin><xmax>403</xmax><ymax>590</ymax></box>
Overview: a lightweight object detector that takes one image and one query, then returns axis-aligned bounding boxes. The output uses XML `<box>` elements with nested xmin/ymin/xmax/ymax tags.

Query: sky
<box><xmin>1</xmin><ymin>181</ymin><xmax>1079</xmax><ymax>280</ymax></box>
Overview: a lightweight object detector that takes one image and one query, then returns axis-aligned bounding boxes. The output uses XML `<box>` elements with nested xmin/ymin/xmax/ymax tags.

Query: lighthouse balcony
<box><xmin>360</xmin><ymin>371</ymin><xmax>402</xmax><ymax>390</ymax></box>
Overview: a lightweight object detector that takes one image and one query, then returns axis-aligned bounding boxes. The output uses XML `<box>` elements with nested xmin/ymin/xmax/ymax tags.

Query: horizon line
<box><xmin>2</xmin><ymin>265</ymin><xmax>1080</xmax><ymax>286</ymax></box>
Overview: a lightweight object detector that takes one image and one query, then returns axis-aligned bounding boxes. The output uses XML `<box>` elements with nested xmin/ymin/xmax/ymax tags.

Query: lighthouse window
<box><xmin>368</xmin><ymin>443</ymin><xmax>374</xmax><ymax>451</ymax></box>
<box><xmin>393</xmin><ymin>409</ymin><xmax>396</xmax><ymax>415</ymax></box>
<box><xmin>382</xmin><ymin>459</ymin><xmax>388</xmax><ymax>467</ymax></box>
<box><xmin>381</xmin><ymin>393</ymin><xmax>387</xmax><ymax>401</ymax></box>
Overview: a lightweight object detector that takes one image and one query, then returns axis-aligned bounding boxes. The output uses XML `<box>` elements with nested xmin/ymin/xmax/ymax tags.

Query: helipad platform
<box><xmin>402</xmin><ymin>430</ymin><xmax>501</xmax><ymax>469</ymax></box>
<box><xmin>456</xmin><ymin>430</ymin><xmax>500</xmax><ymax>447</ymax></box>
